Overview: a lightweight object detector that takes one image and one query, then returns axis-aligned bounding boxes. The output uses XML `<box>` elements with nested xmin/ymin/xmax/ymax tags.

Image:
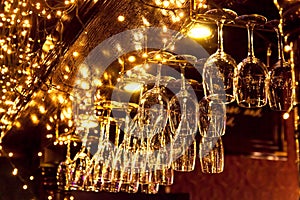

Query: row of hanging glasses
<box><xmin>56</xmin><ymin>7</ymin><xmax>294</xmax><ymax>194</ymax></box>
<box><xmin>197</xmin><ymin>8</ymin><xmax>294</xmax><ymax>110</ymax></box>
<box><xmin>57</xmin><ymin>51</ymin><xmax>225</xmax><ymax>194</ymax></box>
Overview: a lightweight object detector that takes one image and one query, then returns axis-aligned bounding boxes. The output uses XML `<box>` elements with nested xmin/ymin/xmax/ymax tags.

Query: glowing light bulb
<box><xmin>128</xmin><ymin>56</ymin><xmax>136</xmax><ymax>63</ymax></box>
<box><xmin>187</xmin><ymin>23</ymin><xmax>212</xmax><ymax>39</ymax></box>
<box><xmin>118</xmin><ymin>15</ymin><xmax>125</xmax><ymax>22</ymax></box>
<box><xmin>12</xmin><ymin>168</ymin><xmax>18</xmax><ymax>176</ymax></box>
<box><xmin>283</xmin><ymin>112</ymin><xmax>290</xmax><ymax>120</ymax></box>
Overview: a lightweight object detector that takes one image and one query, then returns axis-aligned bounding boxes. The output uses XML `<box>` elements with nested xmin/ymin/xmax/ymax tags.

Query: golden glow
<box><xmin>284</xmin><ymin>45</ymin><xmax>292</xmax><ymax>52</ymax></box>
<box><xmin>39</xmin><ymin>105</ymin><xmax>46</xmax><ymax>113</ymax></box>
<box><xmin>187</xmin><ymin>23</ymin><xmax>212</xmax><ymax>39</ymax></box>
<box><xmin>15</xmin><ymin>121</ymin><xmax>22</xmax><ymax>129</ymax></box>
<box><xmin>30</xmin><ymin>176</ymin><xmax>34</xmax><ymax>180</ymax></box>
<box><xmin>23</xmin><ymin>185</ymin><xmax>28</xmax><ymax>190</ymax></box>
<box><xmin>12</xmin><ymin>168</ymin><xmax>18</xmax><ymax>176</ymax></box>
<box><xmin>283</xmin><ymin>112</ymin><xmax>290</xmax><ymax>120</ymax></box>
<box><xmin>123</xmin><ymin>82</ymin><xmax>143</xmax><ymax>92</ymax></box>
<box><xmin>128</xmin><ymin>55</ymin><xmax>136</xmax><ymax>63</ymax></box>
<box><xmin>30</xmin><ymin>114</ymin><xmax>39</xmax><ymax>124</ymax></box>
<box><xmin>8</xmin><ymin>152</ymin><xmax>13</xmax><ymax>157</ymax></box>
<box><xmin>118</xmin><ymin>15</ymin><xmax>125</xmax><ymax>22</ymax></box>
<box><xmin>73</xmin><ymin>51</ymin><xmax>79</xmax><ymax>57</ymax></box>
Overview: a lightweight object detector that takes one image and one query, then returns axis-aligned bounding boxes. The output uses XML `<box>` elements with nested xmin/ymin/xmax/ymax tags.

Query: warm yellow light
<box><xmin>39</xmin><ymin>105</ymin><xmax>46</xmax><ymax>113</ymax></box>
<box><xmin>12</xmin><ymin>168</ymin><xmax>18</xmax><ymax>176</ymax></box>
<box><xmin>58</xmin><ymin>94</ymin><xmax>65</xmax><ymax>104</ymax></box>
<box><xmin>283</xmin><ymin>112</ymin><xmax>290</xmax><ymax>120</ymax></box>
<box><xmin>73</xmin><ymin>51</ymin><xmax>79</xmax><ymax>57</ymax></box>
<box><xmin>15</xmin><ymin>121</ymin><xmax>21</xmax><ymax>129</ymax></box>
<box><xmin>128</xmin><ymin>55</ymin><xmax>136</xmax><ymax>63</ymax></box>
<box><xmin>284</xmin><ymin>45</ymin><xmax>292</xmax><ymax>52</ymax></box>
<box><xmin>23</xmin><ymin>185</ymin><xmax>28</xmax><ymax>190</ymax></box>
<box><xmin>123</xmin><ymin>82</ymin><xmax>143</xmax><ymax>92</ymax></box>
<box><xmin>31</xmin><ymin>114</ymin><xmax>39</xmax><ymax>124</ymax></box>
<box><xmin>80</xmin><ymin>81</ymin><xmax>90</xmax><ymax>90</ymax></box>
<box><xmin>79</xmin><ymin>65</ymin><xmax>89</xmax><ymax>78</ymax></box>
<box><xmin>118</xmin><ymin>15</ymin><xmax>125</xmax><ymax>22</ymax></box>
<box><xmin>38</xmin><ymin>152</ymin><xmax>43</xmax><ymax>157</ymax></box>
<box><xmin>163</xmin><ymin>0</ymin><xmax>170</xmax><ymax>7</ymax></box>
<box><xmin>187</xmin><ymin>23</ymin><xmax>212</xmax><ymax>39</ymax></box>
<box><xmin>56</xmin><ymin>10</ymin><xmax>62</xmax><ymax>17</ymax></box>
<box><xmin>30</xmin><ymin>176</ymin><xmax>34</xmax><ymax>180</ymax></box>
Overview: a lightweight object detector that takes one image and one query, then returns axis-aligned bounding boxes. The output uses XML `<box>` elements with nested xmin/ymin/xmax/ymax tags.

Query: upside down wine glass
<box><xmin>267</xmin><ymin>20</ymin><xmax>293</xmax><ymax>111</ymax></box>
<box><xmin>138</xmin><ymin>52</ymin><xmax>170</xmax><ymax>139</ymax></box>
<box><xmin>203</xmin><ymin>8</ymin><xmax>238</xmax><ymax>104</ymax></box>
<box><xmin>235</xmin><ymin>14</ymin><xmax>269</xmax><ymax>108</ymax></box>
<box><xmin>168</xmin><ymin>55</ymin><xmax>199</xmax><ymax>172</ymax></box>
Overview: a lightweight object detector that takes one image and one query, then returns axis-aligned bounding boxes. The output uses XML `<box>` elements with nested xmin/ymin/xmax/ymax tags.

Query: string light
<box><xmin>283</xmin><ymin>112</ymin><xmax>290</xmax><ymax>120</ymax></box>
<box><xmin>118</xmin><ymin>15</ymin><xmax>125</xmax><ymax>22</ymax></box>
<box><xmin>12</xmin><ymin>168</ymin><xmax>18</xmax><ymax>176</ymax></box>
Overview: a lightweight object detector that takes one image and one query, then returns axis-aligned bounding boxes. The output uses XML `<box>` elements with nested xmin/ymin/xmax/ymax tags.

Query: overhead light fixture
<box><xmin>187</xmin><ymin>23</ymin><xmax>212</xmax><ymax>39</ymax></box>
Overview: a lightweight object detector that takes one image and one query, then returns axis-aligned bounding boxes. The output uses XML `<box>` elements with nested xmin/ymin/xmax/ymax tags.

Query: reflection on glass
<box><xmin>199</xmin><ymin>137</ymin><xmax>224</xmax><ymax>173</ymax></box>
<box><xmin>198</xmin><ymin>97</ymin><xmax>226</xmax><ymax>137</ymax></box>
<box><xmin>202</xmin><ymin>9</ymin><xmax>238</xmax><ymax>104</ymax></box>
<box><xmin>267</xmin><ymin>20</ymin><xmax>293</xmax><ymax>111</ymax></box>
<box><xmin>235</xmin><ymin>14</ymin><xmax>269</xmax><ymax>108</ymax></box>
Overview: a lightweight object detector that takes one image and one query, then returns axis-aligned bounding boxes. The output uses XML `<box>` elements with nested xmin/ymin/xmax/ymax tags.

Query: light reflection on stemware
<box><xmin>198</xmin><ymin>97</ymin><xmax>226</xmax><ymax>138</ymax></box>
<box><xmin>235</xmin><ymin>14</ymin><xmax>269</xmax><ymax>108</ymax></box>
<box><xmin>199</xmin><ymin>136</ymin><xmax>224</xmax><ymax>174</ymax></box>
<box><xmin>266</xmin><ymin>20</ymin><xmax>293</xmax><ymax>111</ymax></box>
<box><xmin>202</xmin><ymin>8</ymin><xmax>238</xmax><ymax>104</ymax></box>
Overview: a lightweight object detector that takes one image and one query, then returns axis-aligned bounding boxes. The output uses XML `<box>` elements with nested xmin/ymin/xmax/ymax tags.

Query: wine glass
<box><xmin>68</xmin><ymin>131</ymin><xmax>91</xmax><ymax>191</ymax></box>
<box><xmin>203</xmin><ymin>8</ymin><xmax>238</xmax><ymax>104</ymax></box>
<box><xmin>137</xmin><ymin>52</ymin><xmax>170</xmax><ymax>142</ymax></box>
<box><xmin>167</xmin><ymin>55</ymin><xmax>198</xmax><ymax>172</ymax></box>
<box><xmin>169</xmin><ymin>55</ymin><xmax>199</xmax><ymax>137</ymax></box>
<box><xmin>199</xmin><ymin>137</ymin><xmax>224</xmax><ymax>173</ymax></box>
<box><xmin>266</xmin><ymin>20</ymin><xmax>294</xmax><ymax>111</ymax></box>
<box><xmin>235</xmin><ymin>14</ymin><xmax>269</xmax><ymax>108</ymax></box>
<box><xmin>198</xmin><ymin>97</ymin><xmax>226</xmax><ymax>138</ymax></box>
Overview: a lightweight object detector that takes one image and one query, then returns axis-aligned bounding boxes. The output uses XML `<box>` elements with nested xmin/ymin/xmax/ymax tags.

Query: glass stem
<box><xmin>124</xmin><ymin>110</ymin><xmax>131</xmax><ymax>149</ymax></box>
<box><xmin>217</xmin><ymin>21</ymin><xmax>224</xmax><ymax>53</ymax></box>
<box><xmin>104</xmin><ymin>110</ymin><xmax>111</xmax><ymax>141</ymax></box>
<box><xmin>247</xmin><ymin>23</ymin><xmax>255</xmax><ymax>58</ymax></box>
<box><xmin>276</xmin><ymin>28</ymin><xmax>285</xmax><ymax>62</ymax></box>
<box><xmin>180</xmin><ymin>65</ymin><xmax>186</xmax><ymax>91</ymax></box>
